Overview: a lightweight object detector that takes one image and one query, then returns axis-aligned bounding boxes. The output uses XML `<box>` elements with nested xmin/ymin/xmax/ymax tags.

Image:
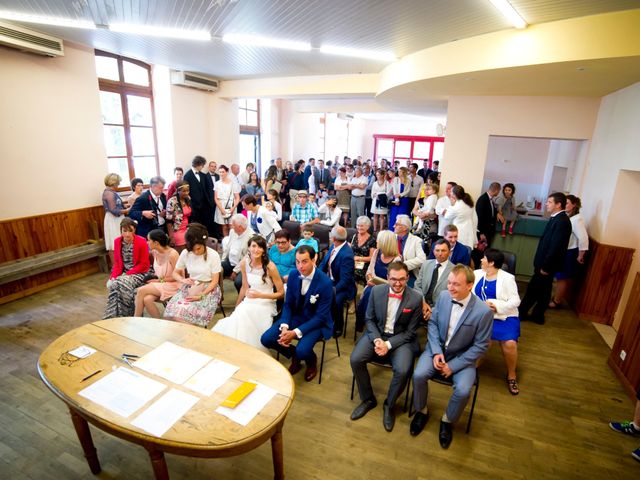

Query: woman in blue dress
<box><xmin>472</xmin><ymin>248</ymin><xmax>522</xmax><ymax>395</ymax></box>
<box><xmin>354</xmin><ymin>231</ymin><xmax>402</xmax><ymax>334</ymax></box>
<box><xmin>388</xmin><ymin>167</ymin><xmax>411</xmax><ymax>230</ymax></box>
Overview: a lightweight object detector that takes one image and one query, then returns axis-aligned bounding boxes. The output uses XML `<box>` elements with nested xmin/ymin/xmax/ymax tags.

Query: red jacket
<box><xmin>110</xmin><ymin>235</ymin><xmax>150</xmax><ymax>279</ymax></box>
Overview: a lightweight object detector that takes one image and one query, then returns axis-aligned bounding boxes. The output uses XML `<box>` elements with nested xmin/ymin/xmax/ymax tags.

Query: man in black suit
<box><xmin>316</xmin><ymin>159</ymin><xmax>330</xmax><ymax>191</ymax></box>
<box><xmin>476</xmin><ymin>182</ymin><xmax>500</xmax><ymax>243</ymax></box>
<box><xmin>519</xmin><ymin>192</ymin><xmax>572</xmax><ymax>325</ymax></box>
<box><xmin>129</xmin><ymin>176</ymin><xmax>167</xmax><ymax>238</ymax></box>
<box><xmin>183</xmin><ymin>155</ymin><xmax>216</xmax><ymax>237</ymax></box>
<box><xmin>417</xmin><ymin>159</ymin><xmax>432</xmax><ymax>182</ymax></box>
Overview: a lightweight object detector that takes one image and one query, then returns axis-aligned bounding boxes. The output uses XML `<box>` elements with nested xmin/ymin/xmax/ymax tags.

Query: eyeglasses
<box><xmin>388</xmin><ymin>277</ymin><xmax>408</xmax><ymax>283</ymax></box>
<box><xmin>276</xmin><ymin>240</ymin><xmax>288</xmax><ymax>245</ymax></box>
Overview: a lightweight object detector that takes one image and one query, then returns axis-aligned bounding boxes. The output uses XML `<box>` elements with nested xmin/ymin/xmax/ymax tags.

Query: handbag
<box><xmin>376</xmin><ymin>193</ymin><xmax>388</xmax><ymax>209</ymax></box>
<box><xmin>272</xmin><ymin>181</ymin><xmax>283</xmax><ymax>193</ymax></box>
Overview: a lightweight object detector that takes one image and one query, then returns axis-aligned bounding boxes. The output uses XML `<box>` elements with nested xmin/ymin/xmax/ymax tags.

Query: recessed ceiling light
<box><xmin>488</xmin><ymin>0</ymin><xmax>528</xmax><ymax>29</ymax></box>
<box><xmin>319</xmin><ymin>45</ymin><xmax>396</xmax><ymax>62</ymax></box>
<box><xmin>0</xmin><ymin>10</ymin><xmax>96</xmax><ymax>29</ymax></box>
<box><xmin>109</xmin><ymin>23</ymin><xmax>211</xmax><ymax>41</ymax></box>
<box><xmin>223</xmin><ymin>33</ymin><xmax>311</xmax><ymax>51</ymax></box>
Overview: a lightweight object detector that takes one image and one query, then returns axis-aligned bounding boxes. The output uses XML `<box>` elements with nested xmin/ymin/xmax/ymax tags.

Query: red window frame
<box><xmin>373</xmin><ymin>134</ymin><xmax>445</xmax><ymax>169</ymax></box>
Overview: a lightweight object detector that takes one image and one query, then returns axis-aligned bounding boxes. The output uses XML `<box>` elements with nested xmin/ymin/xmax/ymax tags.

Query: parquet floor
<box><xmin>0</xmin><ymin>273</ymin><xmax>638</xmax><ymax>479</ymax></box>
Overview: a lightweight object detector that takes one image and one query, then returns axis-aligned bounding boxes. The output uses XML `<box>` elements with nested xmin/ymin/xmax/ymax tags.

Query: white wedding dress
<box><xmin>213</xmin><ymin>259</ymin><xmax>276</xmax><ymax>351</ymax></box>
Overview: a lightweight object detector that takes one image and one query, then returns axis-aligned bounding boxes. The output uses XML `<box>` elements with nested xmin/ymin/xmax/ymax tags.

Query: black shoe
<box><xmin>383</xmin><ymin>401</ymin><xmax>395</xmax><ymax>432</ymax></box>
<box><xmin>532</xmin><ymin>316</ymin><xmax>545</xmax><ymax>325</ymax></box>
<box><xmin>410</xmin><ymin>411</ymin><xmax>430</xmax><ymax>436</ymax></box>
<box><xmin>439</xmin><ymin>420</ymin><xmax>453</xmax><ymax>449</ymax></box>
<box><xmin>350</xmin><ymin>399</ymin><xmax>377</xmax><ymax>421</ymax></box>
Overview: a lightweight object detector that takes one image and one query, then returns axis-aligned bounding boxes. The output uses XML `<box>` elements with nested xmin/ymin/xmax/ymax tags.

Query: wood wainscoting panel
<box><xmin>575</xmin><ymin>238</ymin><xmax>635</xmax><ymax>325</ymax></box>
<box><xmin>0</xmin><ymin>206</ymin><xmax>105</xmax><ymax>304</ymax></box>
<box><xmin>609</xmin><ymin>272</ymin><xmax>640</xmax><ymax>401</ymax></box>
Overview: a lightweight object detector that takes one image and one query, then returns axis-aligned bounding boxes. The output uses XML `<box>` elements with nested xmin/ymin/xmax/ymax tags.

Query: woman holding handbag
<box><xmin>370</xmin><ymin>168</ymin><xmax>390</xmax><ymax>233</ymax></box>
<box><xmin>214</xmin><ymin>165</ymin><xmax>241</xmax><ymax>237</ymax></box>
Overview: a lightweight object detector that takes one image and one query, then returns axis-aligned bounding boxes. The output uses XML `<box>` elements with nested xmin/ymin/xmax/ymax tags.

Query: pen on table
<box><xmin>122</xmin><ymin>353</ymin><xmax>139</xmax><ymax>359</ymax></box>
<box><xmin>81</xmin><ymin>370</ymin><xmax>102</xmax><ymax>382</ymax></box>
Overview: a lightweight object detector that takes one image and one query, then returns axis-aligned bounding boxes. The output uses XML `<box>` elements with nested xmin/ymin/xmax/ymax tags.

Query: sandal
<box><xmin>506</xmin><ymin>377</ymin><xmax>519</xmax><ymax>396</ymax></box>
<box><xmin>548</xmin><ymin>300</ymin><xmax>559</xmax><ymax>309</ymax></box>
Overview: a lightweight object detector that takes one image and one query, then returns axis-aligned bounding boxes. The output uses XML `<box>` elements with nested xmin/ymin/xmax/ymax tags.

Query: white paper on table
<box><xmin>68</xmin><ymin>345</ymin><xmax>96</xmax><ymax>359</ymax></box>
<box><xmin>183</xmin><ymin>359</ymin><xmax>239</xmax><ymax>397</ymax></box>
<box><xmin>78</xmin><ymin>367</ymin><xmax>167</xmax><ymax>418</ymax></box>
<box><xmin>131</xmin><ymin>388</ymin><xmax>199</xmax><ymax>437</ymax></box>
<box><xmin>133</xmin><ymin>341</ymin><xmax>212</xmax><ymax>385</ymax></box>
<box><xmin>215</xmin><ymin>380</ymin><xmax>278</xmax><ymax>426</ymax></box>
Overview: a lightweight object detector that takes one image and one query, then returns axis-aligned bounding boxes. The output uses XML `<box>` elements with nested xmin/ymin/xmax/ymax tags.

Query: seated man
<box><xmin>414</xmin><ymin>239</ymin><xmax>455</xmax><ymax>319</ymax></box>
<box><xmin>350</xmin><ymin>262</ymin><xmax>422</xmax><ymax>432</ymax></box>
<box><xmin>393</xmin><ymin>214</ymin><xmax>426</xmax><ymax>287</ymax></box>
<box><xmin>261</xmin><ymin>245</ymin><xmax>333</xmax><ymax>382</ymax></box>
<box><xmin>429</xmin><ymin>224</ymin><xmax>471</xmax><ymax>266</ymax></box>
<box><xmin>221</xmin><ymin>214</ymin><xmax>252</xmax><ymax>292</ymax></box>
<box><xmin>410</xmin><ymin>265</ymin><xmax>493</xmax><ymax>448</ymax></box>
<box><xmin>268</xmin><ymin>230</ymin><xmax>297</xmax><ymax>282</ymax></box>
<box><xmin>290</xmin><ymin>190</ymin><xmax>319</xmax><ymax>229</ymax></box>
<box><xmin>319</xmin><ymin>226</ymin><xmax>356</xmax><ymax>337</ymax></box>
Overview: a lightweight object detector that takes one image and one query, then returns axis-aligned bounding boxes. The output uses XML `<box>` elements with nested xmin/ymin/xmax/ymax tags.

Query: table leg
<box><xmin>69</xmin><ymin>408</ymin><xmax>101</xmax><ymax>474</ymax></box>
<box><xmin>270</xmin><ymin>420</ymin><xmax>285</xmax><ymax>480</ymax></box>
<box><xmin>146</xmin><ymin>446</ymin><xmax>170</xmax><ymax>480</ymax></box>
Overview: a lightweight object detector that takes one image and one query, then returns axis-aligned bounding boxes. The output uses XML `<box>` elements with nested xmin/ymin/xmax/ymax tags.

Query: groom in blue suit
<box><xmin>410</xmin><ymin>264</ymin><xmax>493</xmax><ymax>448</ymax></box>
<box><xmin>261</xmin><ymin>245</ymin><xmax>334</xmax><ymax>382</ymax></box>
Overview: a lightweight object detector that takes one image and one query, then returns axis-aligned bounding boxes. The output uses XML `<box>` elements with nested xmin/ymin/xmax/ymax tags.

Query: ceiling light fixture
<box><xmin>0</xmin><ymin>10</ymin><xmax>96</xmax><ymax>29</ymax></box>
<box><xmin>223</xmin><ymin>33</ymin><xmax>311</xmax><ymax>51</ymax></box>
<box><xmin>319</xmin><ymin>45</ymin><xmax>396</xmax><ymax>62</ymax></box>
<box><xmin>488</xmin><ymin>0</ymin><xmax>527</xmax><ymax>29</ymax></box>
<box><xmin>109</xmin><ymin>23</ymin><xmax>211</xmax><ymax>41</ymax></box>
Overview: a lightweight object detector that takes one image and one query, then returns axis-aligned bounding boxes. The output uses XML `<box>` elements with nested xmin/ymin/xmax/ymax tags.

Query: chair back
<box><xmin>313</xmin><ymin>224</ymin><xmax>332</xmax><ymax>255</ymax></box>
<box><xmin>501</xmin><ymin>250</ymin><xmax>517</xmax><ymax>275</ymax></box>
<box><xmin>282</xmin><ymin>220</ymin><xmax>301</xmax><ymax>245</ymax></box>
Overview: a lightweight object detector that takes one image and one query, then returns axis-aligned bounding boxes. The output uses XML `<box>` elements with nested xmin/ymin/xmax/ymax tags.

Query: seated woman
<box><xmin>213</xmin><ymin>235</ymin><xmax>284</xmax><ymax>350</ymax></box>
<box><xmin>103</xmin><ymin>218</ymin><xmax>150</xmax><ymax>319</ymax></box>
<box><xmin>268</xmin><ymin>229</ymin><xmax>297</xmax><ymax>281</ymax></box>
<box><xmin>164</xmin><ymin>223</ymin><xmax>222</xmax><ymax>328</ymax></box>
<box><xmin>350</xmin><ymin>216</ymin><xmax>375</xmax><ymax>286</ymax></box>
<box><xmin>472</xmin><ymin>248</ymin><xmax>521</xmax><ymax>395</ymax></box>
<box><xmin>133</xmin><ymin>229</ymin><xmax>180</xmax><ymax>318</ymax></box>
<box><xmin>354</xmin><ymin>230</ymin><xmax>402</xmax><ymax>333</ymax></box>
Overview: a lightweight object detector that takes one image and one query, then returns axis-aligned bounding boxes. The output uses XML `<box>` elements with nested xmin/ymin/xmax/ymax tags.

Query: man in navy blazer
<box><xmin>319</xmin><ymin>226</ymin><xmax>356</xmax><ymax>337</ymax></box>
<box><xmin>429</xmin><ymin>225</ymin><xmax>471</xmax><ymax>266</ymax></box>
<box><xmin>410</xmin><ymin>264</ymin><xmax>493</xmax><ymax>448</ymax></box>
<box><xmin>261</xmin><ymin>245</ymin><xmax>333</xmax><ymax>382</ymax></box>
<box><xmin>129</xmin><ymin>176</ymin><xmax>167</xmax><ymax>239</ymax></box>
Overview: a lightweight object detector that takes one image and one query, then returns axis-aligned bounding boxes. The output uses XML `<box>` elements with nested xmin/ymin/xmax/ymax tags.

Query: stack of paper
<box><xmin>183</xmin><ymin>359</ymin><xmax>240</xmax><ymax>396</ymax></box>
<box><xmin>133</xmin><ymin>342</ymin><xmax>212</xmax><ymax>384</ymax></box>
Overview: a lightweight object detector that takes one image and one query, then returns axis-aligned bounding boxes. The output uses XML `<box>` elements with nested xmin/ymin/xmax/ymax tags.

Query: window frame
<box><xmin>373</xmin><ymin>134</ymin><xmax>445</xmax><ymax>169</ymax></box>
<box><xmin>238</xmin><ymin>98</ymin><xmax>260</xmax><ymax>135</ymax></box>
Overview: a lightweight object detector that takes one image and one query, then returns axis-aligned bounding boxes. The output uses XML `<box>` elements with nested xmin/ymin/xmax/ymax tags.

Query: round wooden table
<box><xmin>38</xmin><ymin>317</ymin><xmax>295</xmax><ymax>479</ymax></box>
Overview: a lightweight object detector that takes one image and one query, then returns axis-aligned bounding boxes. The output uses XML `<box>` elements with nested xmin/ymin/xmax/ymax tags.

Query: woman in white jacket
<box><xmin>444</xmin><ymin>185</ymin><xmax>478</xmax><ymax>249</ymax></box>
<box><xmin>473</xmin><ymin>248</ymin><xmax>521</xmax><ymax>395</ymax></box>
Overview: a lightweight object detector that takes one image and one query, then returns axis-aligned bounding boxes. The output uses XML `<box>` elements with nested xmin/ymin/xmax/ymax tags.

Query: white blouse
<box><xmin>176</xmin><ymin>247</ymin><xmax>222</xmax><ymax>282</ymax></box>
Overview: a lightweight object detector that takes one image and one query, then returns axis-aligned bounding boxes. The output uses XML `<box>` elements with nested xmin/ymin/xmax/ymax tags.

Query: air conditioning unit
<box><xmin>337</xmin><ymin>113</ymin><xmax>354</xmax><ymax>121</ymax></box>
<box><xmin>0</xmin><ymin>20</ymin><xmax>64</xmax><ymax>57</ymax></box>
<box><xmin>171</xmin><ymin>70</ymin><xmax>220</xmax><ymax>92</ymax></box>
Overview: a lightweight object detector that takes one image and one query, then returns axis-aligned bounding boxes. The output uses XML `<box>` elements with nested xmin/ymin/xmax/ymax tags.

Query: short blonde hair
<box><xmin>104</xmin><ymin>173</ymin><xmax>121</xmax><ymax>187</ymax></box>
<box><xmin>376</xmin><ymin>230</ymin><xmax>399</xmax><ymax>258</ymax></box>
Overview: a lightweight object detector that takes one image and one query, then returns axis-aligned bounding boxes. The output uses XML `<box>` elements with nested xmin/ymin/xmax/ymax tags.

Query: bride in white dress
<box><xmin>213</xmin><ymin>235</ymin><xmax>285</xmax><ymax>350</ymax></box>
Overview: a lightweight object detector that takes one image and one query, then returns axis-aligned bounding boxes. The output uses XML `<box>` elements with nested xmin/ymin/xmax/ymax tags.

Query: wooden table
<box><xmin>37</xmin><ymin>317</ymin><xmax>295</xmax><ymax>479</ymax></box>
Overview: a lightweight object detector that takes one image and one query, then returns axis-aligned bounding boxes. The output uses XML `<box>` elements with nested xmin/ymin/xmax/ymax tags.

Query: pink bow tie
<box><xmin>388</xmin><ymin>293</ymin><xmax>402</xmax><ymax>300</ymax></box>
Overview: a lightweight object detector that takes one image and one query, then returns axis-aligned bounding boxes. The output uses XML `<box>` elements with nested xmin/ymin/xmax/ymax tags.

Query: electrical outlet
<box><xmin>620</xmin><ymin>350</ymin><xmax>626</xmax><ymax>361</ymax></box>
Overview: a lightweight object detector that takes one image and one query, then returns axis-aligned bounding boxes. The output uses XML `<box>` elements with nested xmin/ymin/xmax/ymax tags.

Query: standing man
<box><xmin>129</xmin><ymin>176</ymin><xmax>167</xmax><ymax>238</ymax></box>
<box><xmin>363</xmin><ymin>164</ymin><xmax>375</xmax><ymax>217</ymax></box>
<box><xmin>303</xmin><ymin>158</ymin><xmax>318</xmax><ymax>190</ymax></box>
<box><xmin>316</xmin><ymin>159</ymin><xmax>330</xmax><ymax>192</ymax></box>
<box><xmin>183</xmin><ymin>155</ymin><xmax>215</xmax><ymax>236</ymax></box>
<box><xmin>350</xmin><ymin>262</ymin><xmax>422</xmax><ymax>431</ymax></box>
<box><xmin>261</xmin><ymin>245</ymin><xmax>333</xmax><ymax>382</ymax></box>
<box><xmin>519</xmin><ymin>192</ymin><xmax>572</xmax><ymax>325</ymax></box>
<box><xmin>417</xmin><ymin>160</ymin><xmax>432</xmax><ymax>182</ymax></box>
<box><xmin>410</xmin><ymin>265</ymin><xmax>493</xmax><ymax>448</ymax></box>
<box><xmin>290</xmin><ymin>191</ymin><xmax>319</xmax><ymax>229</ymax></box>
<box><xmin>408</xmin><ymin>163</ymin><xmax>424</xmax><ymax>213</ymax></box>
<box><xmin>476</xmin><ymin>182</ymin><xmax>501</xmax><ymax>246</ymax></box>
<box><xmin>349</xmin><ymin>167</ymin><xmax>368</xmax><ymax>227</ymax></box>
<box><xmin>207</xmin><ymin>161</ymin><xmax>219</xmax><ymax>184</ymax></box>
<box><xmin>319</xmin><ymin>226</ymin><xmax>356</xmax><ymax>338</ymax></box>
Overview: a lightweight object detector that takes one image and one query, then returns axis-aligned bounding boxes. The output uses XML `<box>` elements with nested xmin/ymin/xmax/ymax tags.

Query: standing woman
<box><xmin>371</xmin><ymin>169</ymin><xmax>390</xmax><ymax>233</ymax></box>
<box><xmin>214</xmin><ymin>165</ymin><xmax>241</xmax><ymax>237</ymax></box>
<box><xmin>103</xmin><ymin>218</ymin><xmax>150</xmax><ymax>319</ymax></box>
<box><xmin>444</xmin><ymin>185</ymin><xmax>478</xmax><ymax>249</ymax></box>
<box><xmin>264</xmin><ymin>189</ymin><xmax>283</xmax><ymax>221</ymax></box>
<box><xmin>246</xmin><ymin>172</ymin><xmax>265</xmax><ymax>198</ymax></box>
<box><xmin>350</xmin><ymin>216</ymin><xmax>376</xmax><ymax>286</ymax></box>
<box><xmin>263</xmin><ymin>165</ymin><xmax>280</xmax><ymax>194</ymax></box>
<box><xmin>164</xmin><ymin>223</ymin><xmax>222</xmax><ymax>328</ymax></box>
<box><xmin>473</xmin><ymin>249</ymin><xmax>521</xmax><ymax>395</ymax></box>
<box><xmin>334</xmin><ymin>167</ymin><xmax>351</xmax><ymax>226</ymax></box>
<box><xmin>165</xmin><ymin>180</ymin><xmax>191</xmax><ymax>252</ymax></box>
<box><xmin>389</xmin><ymin>167</ymin><xmax>411</xmax><ymax>230</ymax></box>
<box><xmin>213</xmin><ymin>235</ymin><xmax>284</xmax><ymax>349</ymax></box>
<box><xmin>550</xmin><ymin>195</ymin><xmax>589</xmax><ymax>308</ymax></box>
<box><xmin>127</xmin><ymin>177</ymin><xmax>144</xmax><ymax>208</ymax></box>
<box><xmin>134</xmin><ymin>229</ymin><xmax>180</xmax><ymax>318</ymax></box>
<box><xmin>102</xmin><ymin>173</ymin><xmax>129</xmax><ymax>264</ymax></box>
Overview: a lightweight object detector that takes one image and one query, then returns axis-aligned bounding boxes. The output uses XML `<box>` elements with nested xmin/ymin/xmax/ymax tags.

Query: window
<box><xmin>238</xmin><ymin>99</ymin><xmax>261</xmax><ymax>170</ymax></box>
<box><xmin>373</xmin><ymin>134</ymin><xmax>445</xmax><ymax>168</ymax></box>
<box><xmin>95</xmin><ymin>50</ymin><xmax>159</xmax><ymax>187</ymax></box>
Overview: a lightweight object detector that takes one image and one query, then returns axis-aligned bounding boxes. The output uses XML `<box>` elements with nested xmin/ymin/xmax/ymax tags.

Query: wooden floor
<box><xmin>0</xmin><ymin>273</ymin><xmax>638</xmax><ymax>479</ymax></box>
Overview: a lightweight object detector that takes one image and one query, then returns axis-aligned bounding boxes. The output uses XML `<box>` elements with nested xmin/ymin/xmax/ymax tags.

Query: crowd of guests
<box><xmin>100</xmin><ymin>154</ymin><xmax>592</xmax><ymax>449</ymax></box>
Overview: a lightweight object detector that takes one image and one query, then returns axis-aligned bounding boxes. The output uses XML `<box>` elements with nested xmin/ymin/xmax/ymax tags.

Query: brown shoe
<box><xmin>288</xmin><ymin>357</ymin><xmax>302</xmax><ymax>375</ymax></box>
<box><xmin>304</xmin><ymin>361</ymin><xmax>318</xmax><ymax>382</ymax></box>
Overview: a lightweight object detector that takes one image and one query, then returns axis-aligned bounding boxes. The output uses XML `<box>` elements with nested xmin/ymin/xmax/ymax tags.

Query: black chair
<box><xmin>276</xmin><ymin>336</ymin><xmax>340</xmax><ymax>385</ymax></box>
<box><xmin>501</xmin><ymin>250</ymin><xmax>517</xmax><ymax>275</ymax></box>
<box><xmin>282</xmin><ymin>220</ymin><xmax>301</xmax><ymax>245</ymax></box>
<box><xmin>409</xmin><ymin>371</ymin><xmax>480</xmax><ymax>434</ymax></box>
<box><xmin>313</xmin><ymin>224</ymin><xmax>332</xmax><ymax>261</ymax></box>
<box><xmin>350</xmin><ymin>358</ymin><xmax>414</xmax><ymax>412</ymax></box>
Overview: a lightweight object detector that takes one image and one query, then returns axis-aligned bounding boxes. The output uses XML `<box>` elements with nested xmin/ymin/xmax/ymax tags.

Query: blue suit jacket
<box><xmin>426</xmin><ymin>291</ymin><xmax>493</xmax><ymax>374</ymax></box>
<box><xmin>429</xmin><ymin>242</ymin><xmax>471</xmax><ymax>266</ymax></box>
<box><xmin>281</xmin><ymin>268</ymin><xmax>334</xmax><ymax>340</ymax></box>
<box><xmin>129</xmin><ymin>190</ymin><xmax>167</xmax><ymax>239</ymax></box>
<box><xmin>319</xmin><ymin>243</ymin><xmax>356</xmax><ymax>300</ymax></box>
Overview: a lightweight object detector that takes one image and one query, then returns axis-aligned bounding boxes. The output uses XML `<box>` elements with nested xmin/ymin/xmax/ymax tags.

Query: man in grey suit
<box><xmin>410</xmin><ymin>264</ymin><xmax>493</xmax><ymax>448</ymax></box>
<box><xmin>414</xmin><ymin>239</ymin><xmax>455</xmax><ymax>319</ymax></box>
<box><xmin>350</xmin><ymin>262</ymin><xmax>422</xmax><ymax>432</ymax></box>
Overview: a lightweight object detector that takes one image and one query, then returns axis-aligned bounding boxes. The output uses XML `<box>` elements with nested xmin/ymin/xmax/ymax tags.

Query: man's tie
<box><xmin>397</xmin><ymin>237</ymin><xmax>403</xmax><ymax>256</ymax></box>
<box><xmin>424</xmin><ymin>263</ymin><xmax>441</xmax><ymax>306</ymax></box>
<box><xmin>451</xmin><ymin>299</ymin><xmax>463</xmax><ymax>307</ymax></box>
<box><xmin>388</xmin><ymin>293</ymin><xmax>402</xmax><ymax>300</ymax></box>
